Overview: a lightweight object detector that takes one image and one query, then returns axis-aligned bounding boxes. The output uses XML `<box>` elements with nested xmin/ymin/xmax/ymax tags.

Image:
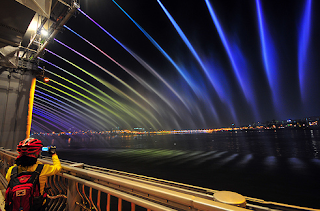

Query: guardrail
<box><xmin>0</xmin><ymin>148</ymin><xmax>318</xmax><ymax>211</ymax></box>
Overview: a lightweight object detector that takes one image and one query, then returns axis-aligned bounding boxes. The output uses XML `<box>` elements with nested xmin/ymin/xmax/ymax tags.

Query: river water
<box><xmin>38</xmin><ymin>129</ymin><xmax>320</xmax><ymax>209</ymax></box>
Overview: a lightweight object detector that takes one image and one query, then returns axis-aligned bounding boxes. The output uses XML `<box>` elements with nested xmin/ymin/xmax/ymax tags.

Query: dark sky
<box><xmin>33</xmin><ymin>0</ymin><xmax>320</xmax><ymax>132</ymax></box>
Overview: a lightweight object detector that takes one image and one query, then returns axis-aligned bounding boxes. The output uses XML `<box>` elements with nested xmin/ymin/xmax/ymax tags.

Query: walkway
<box><xmin>0</xmin><ymin>181</ymin><xmax>5</xmax><ymax>211</ymax></box>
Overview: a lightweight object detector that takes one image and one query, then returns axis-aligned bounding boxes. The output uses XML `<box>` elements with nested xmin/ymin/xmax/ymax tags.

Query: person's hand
<box><xmin>48</xmin><ymin>146</ymin><xmax>56</xmax><ymax>155</ymax></box>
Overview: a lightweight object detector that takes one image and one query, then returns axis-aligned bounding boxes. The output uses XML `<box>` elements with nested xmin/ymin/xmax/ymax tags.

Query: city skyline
<box><xmin>31</xmin><ymin>115</ymin><xmax>319</xmax><ymax>135</ymax></box>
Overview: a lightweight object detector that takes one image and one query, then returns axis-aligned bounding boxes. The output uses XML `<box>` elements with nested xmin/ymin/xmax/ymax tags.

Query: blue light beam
<box><xmin>256</xmin><ymin>0</ymin><xmax>279</xmax><ymax>111</ymax></box>
<box><xmin>298</xmin><ymin>0</ymin><xmax>312</xmax><ymax>103</ymax></box>
<box><xmin>205</xmin><ymin>0</ymin><xmax>259</xmax><ymax>120</ymax></box>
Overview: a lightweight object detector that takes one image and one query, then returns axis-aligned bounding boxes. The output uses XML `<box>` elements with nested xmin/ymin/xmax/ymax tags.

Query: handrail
<box><xmin>0</xmin><ymin>148</ymin><xmax>318</xmax><ymax>211</ymax></box>
<box><xmin>59</xmin><ymin>166</ymin><xmax>247</xmax><ymax>210</ymax></box>
<box><xmin>63</xmin><ymin>173</ymin><xmax>176</xmax><ymax>211</ymax></box>
<box><xmin>0</xmin><ymin>148</ymin><xmax>246</xmax><ymax>210</ymax></box>
<box><xmin>80</xmin><ymin>162</ymin><xmax>218</xmax><ymax>198</ymax></box>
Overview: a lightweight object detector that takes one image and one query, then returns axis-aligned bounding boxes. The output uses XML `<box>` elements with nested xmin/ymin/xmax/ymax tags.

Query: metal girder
<box><xmin>15</xmin><ymin>0</ymin><xmax>52</xmax><ymax>18</ymax></box>
<box><xmin>0</xmin><ymin>0</ymin><xmax>79</xmax><ymax>69</ymax></box>
<box><xmin>33</xmin><ymin>1</ymin><xmax>80</xmax><ymax>60</ymax></box>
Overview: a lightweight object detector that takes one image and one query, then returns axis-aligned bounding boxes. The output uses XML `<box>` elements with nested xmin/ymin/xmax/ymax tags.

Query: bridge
<box><xmin>0</xmin><ymin>0</ymin><xmax>79</xmax><ymax>149</ymax></box>
<box><xmin>0</xmin><ymin>1</ymin><xmax>319</xmax><ymax>210</ymax></box>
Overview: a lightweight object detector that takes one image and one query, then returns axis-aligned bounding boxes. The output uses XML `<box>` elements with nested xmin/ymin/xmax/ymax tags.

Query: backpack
<box><xmin>5</xmin><ymin>164</ymin><xmax>44</xmax><ymax>211</ymax></box>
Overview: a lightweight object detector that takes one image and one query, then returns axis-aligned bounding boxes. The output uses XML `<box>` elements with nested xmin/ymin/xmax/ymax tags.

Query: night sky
<box><xmin>33</xmin><ymin>0</ymin><xmax>320</xmax><ymax>132</ymax></box>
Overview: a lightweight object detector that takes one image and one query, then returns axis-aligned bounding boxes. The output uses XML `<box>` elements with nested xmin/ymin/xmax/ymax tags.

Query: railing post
<box><xmin>106</xmin><ymin>193</ymin><xmax>110</xmax><ymax>211</ymax></box>
<box><xmin>118</xmin><ymin>198</ymin><xmax>122</xmax><ymax>211</ymax></box>
<box><xmin>67</xmin><ymin>180</ymin><xmax>81</xmax><ymax>211</ymax></box>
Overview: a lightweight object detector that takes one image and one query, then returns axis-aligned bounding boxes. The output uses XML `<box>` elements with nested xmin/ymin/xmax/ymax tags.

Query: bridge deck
<box><xmin>0</xmin><ymin>181</ymin><xmax>5</xmax><ymax>211</ymax></box>
<box><xmin>0</xmin><ymin>149</ymin><xmax>318</xmax><ymax>211</ymax></box>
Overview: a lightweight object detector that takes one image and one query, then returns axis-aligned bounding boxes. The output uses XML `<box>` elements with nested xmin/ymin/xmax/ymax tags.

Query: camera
<box><xmin>42</xmin><ymin>146</ymin><xmax>56</xmax><ymax>154</ymax></box>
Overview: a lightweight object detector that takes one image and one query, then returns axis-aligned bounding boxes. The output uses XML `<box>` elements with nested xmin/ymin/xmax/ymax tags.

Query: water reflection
<box><xmin>220</xmin><ymin>153</ymin><xmax>239</xmax><ymax>164</ymax></box>
<box><xmin>311</xmin><ymin>158</ymin><xmax>320</xmax><ymax>166</ymax></box>
<box><xmin>310</xmin><ymin>130</ymin><xmax>314</xmax><ymax>139</ymax></box>
<box><xmin>34</xmin><ymin>129</ymin><xmax>320</xmax><ymax>159</ymax></box>
<box><xmin>264</xmin><ymin>156</ymin><xmax>277</xmax><ymax>168</ymax></box>
<box><xmin>36</xmin><ymin>130</ymin><xmax>320</xmax><ymax>209</ymax></box>
<box><xmin>288</xmin><ymin>157</ymin><xmax>305</xmax><ymax>170</ymax></box>
<box><xmin>194</xmin><ymin>151</ymin><xmax>227</xmax><ymax>165</ymax></box>
<box><xmin>238</xmin><ymin>154</ymin><xmax>253</xmax><ymax>165</ymax></box>
<box><xmin>312</xmin><ymin>140</ymin><xmax>319</xmax><ymax>158</ymax></box>
<box><xmin>213</xmin><ymin>153</ymin><xmax>239</xmax><ymax>168</ymax></box>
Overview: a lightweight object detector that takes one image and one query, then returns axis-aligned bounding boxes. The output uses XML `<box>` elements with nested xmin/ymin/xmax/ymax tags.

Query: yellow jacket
<box><xmin>6</xmin><ymin>154</ymin><xmax>62</xmax><ymax>195</ymax></box>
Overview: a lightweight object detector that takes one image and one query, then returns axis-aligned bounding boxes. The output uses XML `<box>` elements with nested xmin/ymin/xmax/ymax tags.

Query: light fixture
<box><xmin>41</xmin><ymin>29</ymin><xmax>48</xmax><ymax>37</ymax></box>
<box><xmin>43</xmin><ymin>77</ymin><xmax>50</xmax><ymax>83</ymax></box>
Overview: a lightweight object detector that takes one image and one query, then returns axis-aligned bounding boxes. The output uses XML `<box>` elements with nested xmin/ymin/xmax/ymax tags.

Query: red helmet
<box><xmin>17</xmin><ymin>138</ymin><xmax>43</xmax><ymax>158</ymax></box>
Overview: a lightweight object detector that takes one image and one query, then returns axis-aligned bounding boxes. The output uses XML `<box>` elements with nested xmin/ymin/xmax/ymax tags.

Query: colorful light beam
<box><xmin>35</xmin><ymin>90</ymin><xmax>101</xmax><ymax>121</ymax></box>
<box><xmin>255</xmin><ymin>0</ymin><xmax>279</xmax><ymax>112</ymax></box>
<box><xmin>43</xmin><ymin>71</ymin><xmax>133</xmax><ymax>127</ymax></box>
<box><xmin>37</xmin><ymin>81</ymin><xmax>123</xmax><ymax>128</ymax></box>
<box><xmin>43</xmin><ymin>48</ymin><xmax>161</xmax><ymax>129</ymax></box>
<box><xmin>205</xmin><ymin>0</ymin><xmax>259</xmax><ymax>121</ymax></box>
<box><xmin>33</xmin><ymin>106</ymin><xmax>75</xmax><ymax>130</ymax></box>
<box><xmin>33</xmin><ymin>115</ymin><xmax>65</xmax><ymax>132</ymax></box>
<box><xmin>38</xmin><ymin>78</ymin><xmax>127</xmax><ymax>127</ymax></box>
<box><xmin>36</xmin><ymin>85</ymin><xmax>112</xmax><ymax>129</ymax></box>
<box><xmin>78</xmin><ymin>6</ymin><xmax>199</xmax><ymax>113</ymax></box>
<box><xmin>34</xmin><ymin>93</ymin><xmax>105</xmax><ymax>131</ymax></box>
<box><xmin>53</xmin><ymin>38</ymin><xmax>160</xmax><ymax>115</ymax></box>
<box><xmin>298</xmin><ymin>0</ymin><xmax>312</xmax><ymax>103</ymax></box>
<box><xmin>34</xmin><ymin>103</ymin><xmax>87</xmax><ymax>131</ymax></box>
<box><xmin>63</xmin><ymin>25</ymin><xmax>183</xmax><ymax>118</ymax></box>
<box><xmin>38</xmin><ymin>58</ymin><xmax>149</xmax><ymax>124</ymax></box>
<box><xmin>31</xmin><ymin>120</ymin><xmax>55</xmax><ymax>133</ymax></box>
<box><xmin>42</xmin><ymin>67</ymin><xmax>155</xmax><ymax>128</ymax></box>
<box><xmin>34</xmin><ymin>98</ymin><xmax>91</xmax><ymax>130</ymax></box>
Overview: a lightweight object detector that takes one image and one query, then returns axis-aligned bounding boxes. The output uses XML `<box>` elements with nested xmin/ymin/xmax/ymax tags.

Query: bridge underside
<box><xmin>0</xmin><ymin>0</ymin><xmax>78</xmax><ymax>149</ymax></box>
<box><xmin>0</xmin><ymin>0</ymin><xmax>36</xmax><ymax>149</ymax></box>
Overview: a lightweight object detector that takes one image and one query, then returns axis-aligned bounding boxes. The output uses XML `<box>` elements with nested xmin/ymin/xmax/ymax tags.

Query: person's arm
<box><xmin>5</xmin><ymin>165</ymin><xmax>15</xmax><ymax>182</ymax></box>
<box><xmin>41</xmin><ymin>154</ymin><xmax>62</xmax><ymax>176</ymax></box>
<box><xmin>52</xmin><ymin>154</ymin><xmax>62</xmax><ymax>172</ymax></box>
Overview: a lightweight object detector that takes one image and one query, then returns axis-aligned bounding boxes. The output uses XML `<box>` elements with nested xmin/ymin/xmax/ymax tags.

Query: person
<box><xmin>5</xmin><ymin>138</ymin><xmax>62</xmax><ymax>211</ymax></box>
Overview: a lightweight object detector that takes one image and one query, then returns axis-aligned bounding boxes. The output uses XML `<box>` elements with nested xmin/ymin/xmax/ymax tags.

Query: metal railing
<box><xmin>0</xmin><ymin>148</ymin><xmax>318</xmax><ymax>211</ymax></box>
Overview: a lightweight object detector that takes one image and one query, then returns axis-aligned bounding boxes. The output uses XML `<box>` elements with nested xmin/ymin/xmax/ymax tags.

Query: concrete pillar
<box><xmin>0</xmin><ymin>69</ymin><xmax>35</xmax><ymax>149</ymax></box>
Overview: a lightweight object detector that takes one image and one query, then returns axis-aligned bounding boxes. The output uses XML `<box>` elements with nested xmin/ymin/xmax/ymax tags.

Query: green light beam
<box><xmin>34</xmin><ymin>94</ymin><xmax>106</xmax><ymax>131</ymax></box>
<box><xmin>43</xmin><ymin>68</ymin><xmax>148</xmax><ymax>127</ymax></box>
<box><xmin>40</xmin><ymin>61</ymin><xmax>157</xmax><ymax>129</ymax></box>
<box><xmin>38</xmin><ymin>80</ymin><xmax>125</xmax><ymax>127</ymax></box>
<box><xmin>36</xmin><ymin>85</ymin><xmax>118</xmax><ymax>129</ymax></box>
<box><xmin>53</xmin><ymin>40</ymin><xmax>159</xmax><ymax>114</ymax></box>
<box><xmin>34</xmin><ymin>102</ymin><xmax>90</xmax><ymax>131</ymax></box>
<box><xmin>40</xmin><ymin>53</ymin><xmax>161</xmax><ymax>129</ymax></box>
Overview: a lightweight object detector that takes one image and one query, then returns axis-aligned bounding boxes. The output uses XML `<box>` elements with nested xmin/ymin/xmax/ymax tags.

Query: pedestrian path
<box><xmin>0</xmin><ymin>181</ymin><xmax>5</xmax><ymax>211</ymax></box>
